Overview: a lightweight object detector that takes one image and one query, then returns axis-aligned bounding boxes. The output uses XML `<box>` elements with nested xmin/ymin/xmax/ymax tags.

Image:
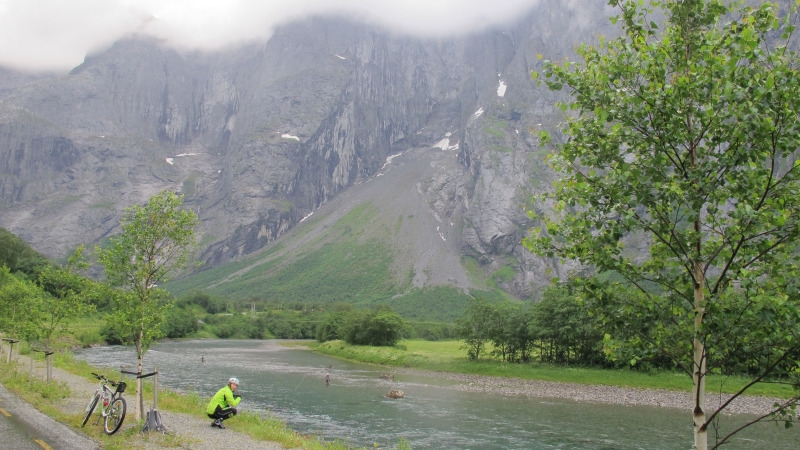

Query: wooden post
<box><xmin>45</xmin><ymin>351</ymin><xmax>54</xmax><ymax>383</ymax></box>
<box><xmin>2</xmin><ymin>339</ymin><xmax>20</xmax><ymax>364</ymax></box>
<box><xmin>153</xmin><ymin>367</ymin><xmax>158</xmax><ymax>410</ymax></box>
<box><xmin>139</xmin><ymin>376</ymin><xmax>144</xmax><ymax>423</ymax></box>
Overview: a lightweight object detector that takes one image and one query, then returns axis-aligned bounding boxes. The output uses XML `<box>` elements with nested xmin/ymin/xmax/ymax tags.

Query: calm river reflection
<box><xmin>75</xmin><ymin>340</ymin><xmax>799</xmax><ymax>449</ymax></box>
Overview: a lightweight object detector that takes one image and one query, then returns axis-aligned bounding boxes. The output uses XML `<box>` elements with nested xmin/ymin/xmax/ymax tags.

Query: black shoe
<box><xmin>218</xmin><ymin>421</ymin><xmax>226</xmax><ymax>429</ymax></box>
<box><xmin>211</xmin><ymin>419</ymin><xmax>222</xmax><ymax>428</ymax></box>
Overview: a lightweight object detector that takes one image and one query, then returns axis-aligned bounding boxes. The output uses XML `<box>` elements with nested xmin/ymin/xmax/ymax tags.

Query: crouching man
<box><xmin>206</xmin><ymin>377</ymin><xmax>242</xmax><ymax>429</ymax></box>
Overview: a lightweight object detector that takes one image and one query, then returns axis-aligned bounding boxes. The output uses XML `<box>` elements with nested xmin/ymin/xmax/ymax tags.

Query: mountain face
<box><xmin>0</xmin><ymin>0</ymin><xmax>614</xmax><ymax>300</ymax></box>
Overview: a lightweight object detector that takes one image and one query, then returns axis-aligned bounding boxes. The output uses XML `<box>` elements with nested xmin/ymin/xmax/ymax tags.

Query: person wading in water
<box><xmin>206</xmin><ymin>377</ymin><xmax>242</xmax><ymax>429</ymax></box>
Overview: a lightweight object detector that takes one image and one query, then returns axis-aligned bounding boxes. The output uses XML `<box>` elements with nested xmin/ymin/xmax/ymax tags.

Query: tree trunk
<box><xmin>692</xmin><ymin>261</ymin><xmax>707</xmax><ymax>449</ymax></box>
<box><xmin>136</xmin><ymin>333</ymin><xmax>144</xmax><ymax>422</ymax></box>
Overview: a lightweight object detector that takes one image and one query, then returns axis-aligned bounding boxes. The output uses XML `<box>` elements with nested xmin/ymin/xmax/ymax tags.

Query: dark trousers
<box><xmin>207</xmin><ymin>405</ymin><xmax>237</xmax><ymax>421</ymax></box>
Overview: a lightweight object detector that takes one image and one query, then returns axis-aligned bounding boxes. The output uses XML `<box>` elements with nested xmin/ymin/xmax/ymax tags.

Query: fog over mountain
<box><xmin>0</xmin><ymin>0</ymin><xmax>568</xmax><ymax>71</ymax></box>
<box><xmin>0</xmin><ymin>0</ymin><xmax>615</xmax><ymax>299</ymax></box>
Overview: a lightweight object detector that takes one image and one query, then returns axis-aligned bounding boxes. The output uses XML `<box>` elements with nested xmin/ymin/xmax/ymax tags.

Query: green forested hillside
<box><xmin>0</xmin><ymin>227</ymin><xmax>49</xmax><ymax>276</ymax></box>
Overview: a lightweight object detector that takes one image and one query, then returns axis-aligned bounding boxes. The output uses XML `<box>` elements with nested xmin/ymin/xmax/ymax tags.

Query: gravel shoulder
<box><xmin>9</xmin><ymin>354</ymin><xmax>285</xmax><ymax>450</ymax></box>
<box><xmin>395</xmin><ymin>367</ymin><xmax>784</xmax><ymax>415</ymax></box>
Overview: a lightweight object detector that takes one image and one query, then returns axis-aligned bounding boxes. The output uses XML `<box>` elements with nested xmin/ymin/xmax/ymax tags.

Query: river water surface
<box><xmin>75</xmin><ymin>340</ymin><xmax>800</xmax><ymax>449</ymax></box>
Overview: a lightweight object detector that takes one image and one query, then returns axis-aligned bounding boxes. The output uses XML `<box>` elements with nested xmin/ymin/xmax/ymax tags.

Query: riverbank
<box><xmin>0</xmin><ymin>351</ymin><xmax>356</xmax><ymax>450</ymax></box>
<box><xmin>309</xmin><ymin>339</ymin><xmax>790</xmax><ymax>415</ymax></box>
<box><xmin>395</xmin><ymin>367</ymin><xmax>781</xmax><ymax>415</ymax></box>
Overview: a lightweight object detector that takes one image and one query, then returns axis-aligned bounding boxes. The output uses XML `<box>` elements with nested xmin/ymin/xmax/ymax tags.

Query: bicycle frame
<box><xmin>93</xmin><ymin>383</ymin><xmax>119</xmax><ymax>425</ymax></box>
<box><xmin>83</xmin><ymin>372</ymin><xmax>127</xmax><ymax>435</ymax></box>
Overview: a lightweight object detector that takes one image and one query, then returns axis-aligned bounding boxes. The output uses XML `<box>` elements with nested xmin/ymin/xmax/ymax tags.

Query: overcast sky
<box><xmin>0</xmin><ymin>0</ymin><xmax>545</xmax><ymax>72</ymax></box>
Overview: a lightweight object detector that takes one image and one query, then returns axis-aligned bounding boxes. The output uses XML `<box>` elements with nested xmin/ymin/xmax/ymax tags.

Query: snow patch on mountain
<box><xmin>497</xmin><ymin>80</ymin><xmax>507</xmax><ymax>97</ymax></box>
<box><xmin>433</xmin><ymin>137</ymin><xmax>459</xmax><ymax>151</ymax></box>
<box><xmin>381</xmin><ymin>152</ymin><xmax>402</xmax><ymax>170</ymax></box>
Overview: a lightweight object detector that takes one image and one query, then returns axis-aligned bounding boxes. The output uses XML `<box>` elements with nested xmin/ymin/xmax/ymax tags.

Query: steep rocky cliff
<box><xmin>0</xmin><ymin>0</ymin><xmax>614</xmax><ymax>299</ymax></box>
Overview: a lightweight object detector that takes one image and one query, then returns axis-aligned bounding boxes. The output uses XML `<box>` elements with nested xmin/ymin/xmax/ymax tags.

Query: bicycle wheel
<box><xmin>81</xmin><ymin>394</ymin><xmax>99</xmax><ymax>427</ymax></box>
<box><xmin>103</xmin><ymin>397</ymin><xmax>126</xmax><ymax>435</ymax></box>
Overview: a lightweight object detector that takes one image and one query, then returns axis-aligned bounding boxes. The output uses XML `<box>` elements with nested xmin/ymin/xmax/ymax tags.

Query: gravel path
<box><xmin>10</xmin><ymin>354</ymin><xmax>285</xmax><ymax>450</ymax></box>
<box><xmin>395</xmin><ymin>368</ymin><xmax>785</xmax><ymax>415</ymax></box>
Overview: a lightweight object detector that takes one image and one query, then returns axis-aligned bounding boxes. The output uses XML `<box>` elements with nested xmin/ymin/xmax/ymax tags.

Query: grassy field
<box><xmin>310</xmin><ymin>339</ymin><xmax>797</xmax><ymax>398</ymax></box>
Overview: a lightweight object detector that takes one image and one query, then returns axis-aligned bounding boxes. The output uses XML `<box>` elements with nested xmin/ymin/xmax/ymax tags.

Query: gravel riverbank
<box><xmin>395</xmin><ymin>368</ymin><xmax>783</xmax><ymax>415</ymax></box>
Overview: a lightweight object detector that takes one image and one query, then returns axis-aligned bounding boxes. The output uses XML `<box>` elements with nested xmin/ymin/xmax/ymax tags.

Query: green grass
<box><xmin>67</xmin><ymin>314</ymin><xmax>106</xmax><ymax>347</ymax></box>
<box><xmin>381</xmin><ymin>286</ymin><xmax>502</xmax><ymax>322</ymax></box>
<box><xmin>90</xmin><ymin>200</ymin><xmax>115</xmax><ymax>210</ymax></box>
<box><xmin>311</xmin><ymin>339</ymin><xmax>797</xmax><ymax>398</ymax></box>
<box><xmin>181</xmin><ymin>172</ymin><xmax>200</xmax><ymax>198</ymax></box>
<box><xmin>460</xmin><ymin>255</ymin><xmax>485</xmax><ymax>287</ymax></box>
<box><xmin>164</xmin><ymin>242</ymin><xmax>288</xmax><ymax>296</ymax></box>
<box><xmin>483</xmin><ymin>119</ymin><xmax>508</xmax><ymax>139</ymax></box>
<box><xmin>488</xmin><ymin>266</ymin><xmax>516</xmax><ymax>287</ymax></box>
<box><xmin>222</xmin><ymin>238</ymin><xmax>396</xmax><ymax>303</ymax></box>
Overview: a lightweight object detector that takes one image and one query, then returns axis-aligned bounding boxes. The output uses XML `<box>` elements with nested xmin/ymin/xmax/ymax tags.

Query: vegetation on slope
<box><xmin>165</xmin><ymin>203</ymin><xmax>510</xmax><ymax>321</ymax></box>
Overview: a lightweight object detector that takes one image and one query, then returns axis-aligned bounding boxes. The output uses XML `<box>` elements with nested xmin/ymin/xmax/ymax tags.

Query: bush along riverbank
<box><xmin>0</xmin><ymin>350</ymin><xmax>410</xmax><ymax>450</ymax></box>
<box><xmin>309</xmin><ymin>339</ymin><xmax>796</xmax><ymax>410</ymax></box>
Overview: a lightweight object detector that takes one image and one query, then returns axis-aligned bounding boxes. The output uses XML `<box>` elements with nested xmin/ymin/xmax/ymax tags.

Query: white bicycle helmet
<box><xmin>228</xmin><ymin>377</ymin><xmax>240</xmax><ymax>385</ymax></box>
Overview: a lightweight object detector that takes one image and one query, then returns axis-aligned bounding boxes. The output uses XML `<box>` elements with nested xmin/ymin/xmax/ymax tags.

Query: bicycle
<box><xmin>82</xmin><ymin>372</ymin><xmax>127</xmax><ymax>435</ymax></box>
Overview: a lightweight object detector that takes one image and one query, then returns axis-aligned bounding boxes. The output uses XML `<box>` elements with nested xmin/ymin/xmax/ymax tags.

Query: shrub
<box><xmin>339</xmin><ymin>306</ymin><xmax>405</xmax><ymax>346</ymax></box>
<box><xmin>162</xmin><ymin>306</ymin><xmax>199</xmax><ymax>338</ymax></box>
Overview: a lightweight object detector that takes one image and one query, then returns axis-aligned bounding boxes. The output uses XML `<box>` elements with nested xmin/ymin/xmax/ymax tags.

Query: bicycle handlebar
<box><xmin>90</xmin><ymin>372</ymin><xmax>120</xmax><ymax>386</ymax></box>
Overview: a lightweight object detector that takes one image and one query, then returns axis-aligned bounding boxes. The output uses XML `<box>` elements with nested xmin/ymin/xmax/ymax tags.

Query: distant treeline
<box><xmin>106</xmin><ymin>291</ymin><xmax>457</xmax><ymax>343</ymax></box>
<box><xmin>456</xmin><ymin>287</ymin><xmax>607</xmax><ymax>366</ymax></box>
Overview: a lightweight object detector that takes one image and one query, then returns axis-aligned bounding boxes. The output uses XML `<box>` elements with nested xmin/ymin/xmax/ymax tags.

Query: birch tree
<box><xmin>97</xmin><ymin>191</ymin><xmax>197</xmax><ymax>420</ymax></box>
<box><xmin>525</xmin><ymin>1</ymin><xmax>800</xmax><ymax>448</ymax></box>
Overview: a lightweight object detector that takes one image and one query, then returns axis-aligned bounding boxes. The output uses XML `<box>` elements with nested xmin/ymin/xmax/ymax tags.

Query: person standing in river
<box><xmin>206</xmin><ymin>377</ymin><xmax>242</xmax><ymax>429</ymax></box>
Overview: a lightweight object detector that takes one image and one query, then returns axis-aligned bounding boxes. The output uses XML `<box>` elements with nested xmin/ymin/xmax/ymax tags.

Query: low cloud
<box><xmin>0</xmin><ymin>0</ymin><xmax>545</xmax><ymax>72</ymax></box>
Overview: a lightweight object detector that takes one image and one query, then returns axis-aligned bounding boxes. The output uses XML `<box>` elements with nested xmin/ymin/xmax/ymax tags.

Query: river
<box><xmin>75</xmin><ymin>340</ymin><xmax>800</xmax><ymax>449</ymax></box>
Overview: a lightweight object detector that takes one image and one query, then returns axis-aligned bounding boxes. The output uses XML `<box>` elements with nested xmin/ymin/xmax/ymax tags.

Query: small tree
<box><xmin>339</xmin><ymin>306</ymin><xmax>406</xmax><ymax>346</ymax></box>
<box><xmin>97</xmin><ymin>191</ymin><xmax>197</xmax><ymax>420</ymax></box>
<box><xmin>34</xmin><ymin>246</ymin><xmax>97</xmax><ymax>352</ymax></box>
<box><xmin>526</xmin><ymin>1</ymin><xmax>800</xmax><ymax>448</ymax></box>
<box><xmin>316</xmin><ymin>303</ymin><xmax>355</xmax><ymax>342</ymax></box>
<box><xmin>488</xmin><ymin>301</ymin><xmax>516</xmax><ymax>362</ymax></box>
<box><xmin>529</xmin><ymin>286</ymin><xmax>604</xmax><ymax>366</ymax></box>
<box><xmin>456</xmin><ymin>298</ymin><xmax>495</xmax><ymax>360</ymax></box>
<box><xmin>0</xmin><ymin>266</ymin><xmax>44</xmax><ymax>353</ymax></box>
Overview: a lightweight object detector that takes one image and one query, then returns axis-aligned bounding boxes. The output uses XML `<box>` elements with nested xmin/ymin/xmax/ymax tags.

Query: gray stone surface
<box><xmin>0</xmin><ymin>0</ymin><xmax>618</xmax><ymax>298</ymax></box>
<box><xmin>0</xmin><ymin>382</ymin><xmax>99</xmax><ymax>450</ymax></box>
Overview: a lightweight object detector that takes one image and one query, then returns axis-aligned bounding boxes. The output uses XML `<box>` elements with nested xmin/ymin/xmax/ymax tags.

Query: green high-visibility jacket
<box><xmin>206</xmin><ymin>385</ymin><xmax>241</xmax><ymax>415</ymax></box>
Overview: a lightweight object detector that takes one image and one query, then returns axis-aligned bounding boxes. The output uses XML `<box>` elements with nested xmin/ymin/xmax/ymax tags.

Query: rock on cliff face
<box><xmin>0</xmin><ymin>0</ymin><xmax>614</xmax><ymax>298</ymax></box>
